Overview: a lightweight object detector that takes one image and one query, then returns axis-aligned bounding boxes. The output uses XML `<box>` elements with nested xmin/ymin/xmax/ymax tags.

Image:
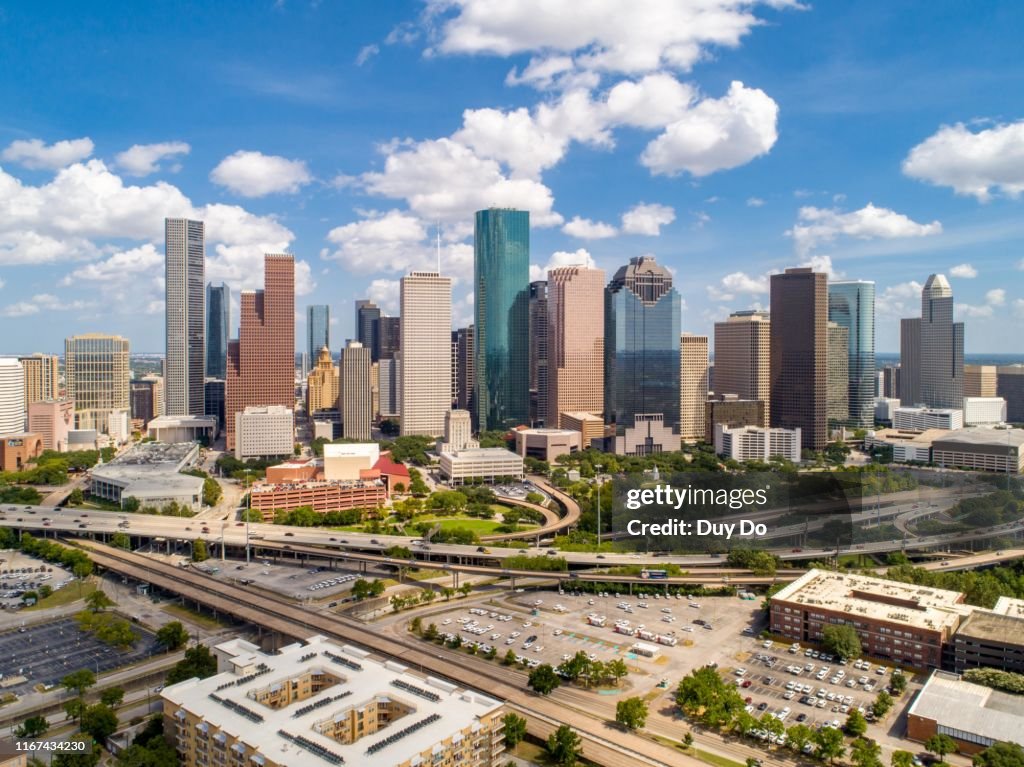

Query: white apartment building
<box><xmin>234</xmin><ymin>406</ymin><xmax>294</xmax><ymax>460</ymax></box>
<box><xmin>714</xmin><ymin>424</ymin><xmax>801</xmax><ymax>463</ymax></box>
<box><xmin>439</xmin><ymin>448</ymin><xmax>524</xmax><ymax>485</ymax></box>
<box><xmin>963</xmin><ymin>397</ymin><xmax>1007</xmax><ymax>425</ymax></box>
<box><xmin>893</xmin><ymin>406</ymin><xmax>963</xmax><ymax>431</ymax></box>
<box><xmin>0</xmin><ymin>358</ymin><xmax>26</xmax><ymax>435</ymax></box>
<box><xmin>400</xmin><ymin>272</ymin><xmax>452</xmax><ymax>436</ymax></box>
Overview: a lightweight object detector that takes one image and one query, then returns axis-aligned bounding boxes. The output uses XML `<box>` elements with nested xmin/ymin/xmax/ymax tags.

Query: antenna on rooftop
<box><xmin>435</xmin><ymin>221</ymin><xmax>442</xmax><ymax>274</ymax></box>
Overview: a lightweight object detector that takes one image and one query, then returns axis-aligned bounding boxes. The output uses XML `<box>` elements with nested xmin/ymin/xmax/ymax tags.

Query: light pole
<box><xmin>244</xmin><ymin>470</ymin><xmax>253</xmax><ymax>565</ymax></box>
<box><xmin>594</xmin><ymin>464</ymin><xmax>603</xmax><ymax>548</ymax></box>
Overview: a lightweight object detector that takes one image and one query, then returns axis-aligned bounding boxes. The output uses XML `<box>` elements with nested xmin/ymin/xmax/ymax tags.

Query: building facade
<box><xmin>474</xmin><ymin>208</ymin><xmax>530</xmax><ymax>431</ymax></box>
<box><xmin>441</xmin><ymin>409</ymin><xmax>477</xmax><ymax>453</ymax></box>
<box><xmin>28</xmin><ymin>398</ymin><xmax>74</xmax><ymax>452</ymax></box>
<box><xmin>130</xmin><ymin>379</ymin><xmax>157</xmax><ymax>425</ymax></box>
<box><xmin>250</xmin><ymin>479</ymin><xmax>386</xmax><ymax>517</ymax></box>
<box><xmin>307</xmin><ymin>305</ymin><xmax>330</xmax><ymax>368</ymax></box>
<box><xmin>234</xmin><ymin>406</ymin><xmax>294</xmax><ymax>460</ymax></box>
<box><xmin>340</xmin><ymin>341</ymin><xmax>372</xmax><ymax>441</ymax></box>
<box><xmin>439</xmin><ymin>448</ymin><xmax>525</xmax><ymax>485</ymax></box>
<box><xmin>165</xmin><ymin>218</ymin><xmax>206</xmax><ymax>416</ymax></box>
<box><xmin>546</xmin><ymin>266</ymin><xmax>604</xmax><ymax>429</ymax></box>
<box><xmin>931</xmin><ymin>428</ymin><xmax>1024</xmax><ymax>473</ymax></box>
<box><xmin>453</xmin><ymin>326</ymin><xmax>475</xmax><ymax>415</ymax></box>
<box><xmin>0</xmin><ymin>359</ymin><xmax>25</xmax><ymax>435</ymax></box>
<box><xmin>18</xmin><ymin>353</ymin><xmax>59</xmax><ymax>410</ymax></box>
<box><xmin>378</xmin><ymin>358</ymin><xmax>399</xmax><ymax>419</ymax></box>
<box><xmin>900</xmin><ymin>317</ymin><xmax>922</xmax><ymax>406</ymax></box>
<box><xmin>704</xmin><ymin>395</ymin><xmax>766</xmax><ymax>443</ymax></box>
<box><xmin>713</xmin><ymin>310</ymin><xmax>771</xmax><ymax>419</ymax></box>
<box><xmin>400</xmin><ymin>271</ymin><xmax>452</xmax><ymax>436</ymax></box>
<box><xmin>893</xmin><ymin>406</ymin><xmax>963</xmax><ymax>431</ymax></box>
<box><xmin>713</xmin><ymin>424</ymin><xmax>801</xmax><ymax>463</ymax></box>
<box><xmin>528</xmin><ymin>280</ymin><xmax>549</xmax><ymax>426</ymax></box>
<box><xmin>307</xmin><ymin>347</ymin><xmax>339</xmax><ymax>415</ymax></box>
<box><xmin>826</xmin><ymin>321</ymin><xmax>850</xmax><ymax>427</ymax></box>
<box><xmin>64</xmin><ymin>334</ymin><xmax>131</xmax><ymax>434</ymax></box>
<box><xmin>377</xmin><ymin>316</ymin><xmax>400</xmax><ymax>361</ymax></box>
<box><xmin>679</xmin><ymin>334</ymin><xmax>709</xmax><ymax>442</ymax></box>
<box><xmin>206</xmin><ymin>282</ymin><xmax>229</xmax><ymax>380</ymax></box>
<box><xmin>828</xmin><ymin>280</ymin><xmax>875</xmax><ymax>427</ymax></box>
<box><xmin>514</xmin><ymin>428</ymin><xmax>580</xmax><ymax>463</ymax></box>
<box><xmin>997</xmin><ymin>365</ymin><xmax>1024</xmax><ymax>422</ymax></box>
<box><xmin>919</xmin><ymin>274</ymin><xmax>965</xmax><ymax>409</ymax></box>
<box><xmin>963</xmin><ymin>397</ymin><xmax>1006</xmax><ymax>425</ymax></box>
<box><xmin>964</xmin><ymin>364</ymin><xmax>997</xmax><ymax>398</ymax></box>
<box><xmin>225</xmin><ymin>255</ymin><xmax>295</xmax><ymax>451</ymax></box>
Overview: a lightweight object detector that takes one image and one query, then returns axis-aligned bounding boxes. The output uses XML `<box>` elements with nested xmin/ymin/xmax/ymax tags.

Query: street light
<box><xmin>244</xmin><ymin>469</ymin><xmax>254</xmax><ymax>565</ymax></box>
<box><xmin>594</xmin><ymin>464</ymin><xmax>603</xmax><ymax>548</ymax></box>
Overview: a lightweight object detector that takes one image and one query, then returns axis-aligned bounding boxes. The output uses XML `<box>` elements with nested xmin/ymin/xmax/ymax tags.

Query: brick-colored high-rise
<box><xmin>547</xmin><ymin>266</ymin><xmax>604</xmax><ymax>428</ymax></box>
<box><xmin>225</xmin><ymin>255</ymin><xmax>295</xmax><ymax>451</ymax></box>
<box><xmin>713</xmin><ymin>310</ymin><xmax>770</xmax><ymax>420</ymax></box>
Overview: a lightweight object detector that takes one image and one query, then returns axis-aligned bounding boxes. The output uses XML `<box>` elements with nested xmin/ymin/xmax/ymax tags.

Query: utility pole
<box><xmin>595</xmin><ymin>464</ymin><xmax>603</xmax><ymax>548</ymax></box>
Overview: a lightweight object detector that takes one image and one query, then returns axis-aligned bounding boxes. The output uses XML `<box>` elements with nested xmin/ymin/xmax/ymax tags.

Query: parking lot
<box><xmin>0</xmin><ymin>551</ymin><xmax>74</xmax><ymax>609</ymax></box>
<box><xmin>0</xmin><ymin>617</ymin><xmax>161</xmax><ymax>693</ymax></box>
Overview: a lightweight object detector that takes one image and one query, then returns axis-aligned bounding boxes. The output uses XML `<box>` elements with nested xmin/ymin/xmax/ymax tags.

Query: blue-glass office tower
<box><xmin>205</xmin><ymin>282</ymin><xmax>229</xmax><ymax>380</ymax></box>
<box><xmin>307</xmin><ymin>305</ymin><xmax>330</xmax><ymax>363</ymax></box>
<box><xmin>605</xmin><ymin>256</ymin><xmax>681</xmax><ymax>446</ymax></box>
<box><xmin>828</xmin><ymin>280</ymin><xmax>876</xmax><ymax>427</ymax></box>
<box><xmin>474</xmin><ymin>208</ymin><xmax>530</xmax><ymax>431</ymax></box>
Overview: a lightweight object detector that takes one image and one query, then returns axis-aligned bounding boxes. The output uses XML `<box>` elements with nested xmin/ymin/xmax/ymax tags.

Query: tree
<box><xmin>850</xmin><ymin>738</ymin><xmax>883</xmax><ymax>767</ymax></box>
<box><xmin>528</xmin><ymin>664</ymin><xmax>561</xmax><ymax>695</ymax></box>
<box><xmin>845</xmin><ymin>708</ymin><xmax>868</xmax><ymax>737</ymax></box>
<box><xmin>14</xmin><ymin>715</ymin><xmax>49</xmax><ymax>738</ymax></box>
<box><xmin>760</xmin><ymin>711</ymin><xmax>784</xmax><ymax>745</ymax></box>
<box><xmin>546</xmin><ymin>725</ymin><xmax>582</xmax><ymax>767</ymax></box>
<box><xmin>63</xmin><ymin>669</ymin><xmax>97</xmax><ymax>698</ymax></box>
<box><xmin>52</xmin><ymin>740</ymin><xmax>100</xmax><ymax>767</ymax></box>
<box><xmin>100</xmin><ymin>686</ymin><xmax>125</xmax><ymax>707</ymax></box>
<box><xmin>503</xmin><ymin>649</ymin><xmax>517</xmax><ymax>666</ymax></box>
<box><xmin>891</xmin><ymin>751</ymin><xmax>916</xmax><ymax>767</ymax></box>
<box><xmin>973</xmin><ymin>742</ymin><xmax>1024</xmax><ymax>767</ymax></box>
<box><xmin>822</xmin><ymin>623</ymin><xmax>862</xmax><ymax>661</ymax></box>
<box><xmin>111</xmin><ymin>532</ymin><xmax>131</xmax><ymax>550</ymax></box>
<box><xmin>872</xmin><ymin>690</ymin><xmax>894</xmax><ymax>718</ymax></box>
<box><xmin>155</xmin><ymin>621</ymin><xmax>189</xmax><ymax>651</ymax></box>
<box><xmin>86</xmin><ymin>589</ymin><xmax>115</xmax><ymax>613</ymax></box>
<box><xmin>68</xmin><ymin>487</ymin><xmax>85</xmax><ymax>505</ymax></box>
<box><xmin>166</xmin><ymin>645</ymin><xmax>217</xmax><ymax>685</ymax></box>
<box><xmin>606</xmin><ymin>658</ymin><xmax>628</xmax><ymax>685</ymax></box>
<box><xmin>786</xmin><ymin>723</ymin><xmax>813</xmax><ymax>754</ymax></box>
<box><xmin>924</xmin><ymin>734</ymin><xmax>957</xmax><ymax>762</ymax></box>
<box><xmin>81</xmin><ymin>703</ymin><xmax>119</xmax><ymax>742</ymax></box>
<box><xmin>814</xmin><ymin>726</ymin><xmax>847</xmax><ymax>764</ymax></box>
<box><xmin>675</xmin><ymin>666</ymin><xmax>745</xmax><ymax>728</ymax></box>
<box><xmin>683</xmin><ymin>732</ymin><xmax>694</xmax><ymax>748</ymax></box>
<box><xmin>191</xmin><ymin>538</ymin><xmax>208</xmax><ymax>562</ymax></box>
<box><xmin>123</xmin><ymin>496</ymin><xmax>141</xmax><ymax>512</ymax></box>
<box><xmin>459</xmin><ymin>583</ymin><xmax>472</xmax><ymax>597</ymax></box>
<box><xmin>410</xmin><ymin>616</ymin><xmax>422</xmax><ymax>634</ymax></box>
<box><xmin>502</xmin><ymin>713</ymin><xmax>527</xmax><ymax>754</ymax></box>
<box><xmin>615</xmin><ymin>697</ymin><xmax>648</xmax><ymax>730</ymax></box>
<box><xmin>890</xmin><ymin>671</ymin><xmax>907</xmax><ymax>695</ymax></box>
<box><xmin>202</xmin><ymin>478</ymin><xmax>222</xmax><ymax>507</ymax></box>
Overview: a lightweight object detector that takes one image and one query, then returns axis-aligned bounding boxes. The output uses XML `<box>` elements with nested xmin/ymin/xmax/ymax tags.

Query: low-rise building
<box><xmin>27</xmin><ymin>398</ymin><xmax>74</xmax><ymax>452</ymax></box>
<box><xmin>952</xmin><ymin>609</ymin><xmax>1024</xmax><ymax>674</ymax></box>
<box><xmin>0</xmin><ymin>433</ymin><xmax>44</xmax><ymax>472</ymax></box>
<box><xmin>162</xmin><ymin>635</ymin><xmax>506</xmax><ymax>767</ymax></box>
<box><xmin>863</xmin><ymin>428</ymin><xmax>945</xmax><ymax>464</ymax></box>
<box><xmin>874</xmin><ymin>396</ymin><xmax>900</xmax><ymax>424</ymax></box>
<box><xmin>931</xmin><ymin>427</ymin><xmax>1024</xmax><ymax>473</ymax></box>
<box><xmin>250</xmin><ymin>479</ymin><xmax>387</xmax><ymax>519</ymax></box>
<box><xmin>560</xmin><ymin>411</ymin><xmax>605</xmax><ymax>449</ymax></box>
<box><xmin>770</xmin><ymin>569</ymin><xmax>972</xmax><ymax>669</ymax></box>
<box><xmin>147</xmin><ymin>415</ymin><xmax>219</xmax><ymax>444</ymax></box>
<box><xmin>907</xmin><ymin>670</ymin><xmax>1024</xmax><ymax>754</ymax></box>
<box><xmin>962</xmin><ymin>397</ymin><xmax>1007</xmax><ymax>425</ymax></box>
<box><xmin>714</xmin><ymin>424</ymin><xmax>801</xmax><ymax>463</ymax></box>
<box><xmin>514</xmin><ymin>427</ymin><xmax>580</xmax><ymax>463</ymax></box>
<box><xmin>89</xmin><ymin>442</ymin><xmax>203</xmax><ymax>510</ymax></box>
<box><xmin>234</xmin><ymin>406</ymin><xmax>294</xmax><ymax>460</ymax></box>
<box><xmin>893</xmin><ymin>406</ymin><xmax>963</xmax><ymax>431</ymax></box>
<box><xmin>438</xmin><ymin>409</ymin><xmax>478</xmax><ymax>454</ymax></box>
<box><xmin>323</xmin><ymin>443</ymin><xmax>380</xmax><ymax>481</ymax></box>
<box><xmin>439</xmin><ymin>448</ymin><xmax>524</xmax><ymax>485</ymax></box>
<box><xmin>704</xmin><ymin>395</ymin><xmax>766</xmax><ymax>443</ymax></box>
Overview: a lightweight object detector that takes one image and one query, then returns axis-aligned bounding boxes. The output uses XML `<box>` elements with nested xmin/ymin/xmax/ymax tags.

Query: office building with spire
<box><xmin>920</xmin><ymin>274</ymin><xmax>964</xmax><ymax>409</ymax></box>
<box><xmin>165</xmin><ymin>218</ymin><xmax>205</xmax><ymax>416</ymax></box>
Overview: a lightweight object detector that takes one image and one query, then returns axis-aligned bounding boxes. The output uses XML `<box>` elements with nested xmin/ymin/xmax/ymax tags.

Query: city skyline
<box><xmin>0</xmin><ymin>3</ymin><xmax>1021</xmax><ymax>355</ymax></box>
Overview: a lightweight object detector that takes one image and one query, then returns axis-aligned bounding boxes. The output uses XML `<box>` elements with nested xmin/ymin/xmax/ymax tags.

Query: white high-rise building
<box><xmin>340</xmin><ymin>341</ymin><xmax>372</xmax><ymax>441</ymax></box>
<box><xmin>400</xmin><ymin>271</ymin><xmax>452</xmax><ymax>436</ymax></box>
<box><xmin>0</xmin><ymin>358</ymin><xmax>26</xmax><ymax>435</ymax></box>
<box><xmin>165</xmin><ymin>218</ymin><xmax>206</xmax><ymax>416</ymax></box>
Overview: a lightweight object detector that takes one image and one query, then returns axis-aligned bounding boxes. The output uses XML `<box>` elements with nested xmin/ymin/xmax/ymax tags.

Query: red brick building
<box><xmin>249</xmin><ymin>479</ymin><xmax>386</xmax><ymax>519</ymax></box>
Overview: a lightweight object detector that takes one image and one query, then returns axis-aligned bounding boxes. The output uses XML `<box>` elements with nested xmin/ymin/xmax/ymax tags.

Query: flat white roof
<box><xmin>908</xmin><ymin>671</ymin><xmax>1024</xmax><ymax>747</ymax></box>
<box><xmin>323</xmin><ymin>443</ymin><xmax>380</xmax><ymax>459</ymax></box>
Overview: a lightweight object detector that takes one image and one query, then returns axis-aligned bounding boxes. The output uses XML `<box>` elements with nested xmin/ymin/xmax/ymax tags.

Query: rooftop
<box><xmin>866</xmin><ymin>428</ymin><xmax>948</xmax><ymax>445</ymax></box>
<box><xmin>955</xmin><ymin>609</ymin><xmax>1024</xmax><ymax>645</ymax></box>
<box><xmin>104</xmin><ymin>442</ymin><xmax>197</xmax><ymax>467</ymax></box>
<box><xmin>908</xmin><ymin>670</ymin><xmax>1024</xmax><ymax>747</ymax></box>
<box><xmin>993</xmin><ymin>596</ymin><xmax>1024</xmax><ymax>619</ymax></box>
<box><xmin>932</xmin><ymin>427</ymin><xmax>1024</xmax><ymax>448</ymax></box>
<box><xmin>772</xmin><ymin>569</ymin><xmax>972</xmax><ymax>633</ymax></box>
<box><xmin>162</xmin><ymin>635</ymin><xmax>502</xmax><ymax>767</ymax></box>
<box><xmin>148</xmin><ymin>415</ymin><xmax>218</xmax><ymax>428</ymax></box>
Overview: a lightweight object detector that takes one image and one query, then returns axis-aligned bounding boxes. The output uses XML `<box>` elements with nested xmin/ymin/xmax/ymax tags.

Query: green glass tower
<box><xmin>474</xmin><ymin>208</ymin><xmax>530</xmax><ymax>431</ymax></box>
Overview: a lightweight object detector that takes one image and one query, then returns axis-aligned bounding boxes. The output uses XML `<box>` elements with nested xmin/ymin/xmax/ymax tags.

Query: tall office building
<box><xmin>828</xmin><ymin>280</ymin><xmax>876</xmax><ymax>427</ymax></box>
<box><xmin>65</xmin><ymin>334</ymin><xmax>131</xmax><ymax>433</ymax></box>
<box><xmin>225</xmin><ymin>255</ymin><xmax>295</xmax><ymax>451</ymax></box>
<box><xmin>900</xmin><ymin>318</ymin><xmax>922</xmax><ymax>406</ymax></box>
<box><xmin>400</xmin><ymin>271</ymin><xmax>452</xmax><ymax>436</ymax></box>
<box><xmin>474</xmin><ymin>208</ymin><xmax>530</xmax><ymax>431</ymax></box>
<box><xmin>378</xmin><ymin>357</ymin><xmax>399</xmax><ymax>418</ymax></box>
<box><xmin>547</xmin><ymin>266</ymin><xmax>604</xmax><ymax>428</ymax></box>
<box><xmin>306</xmin><ymin>346</ymin><xmax>339</xmax><ymax>415</ymax></box>
<box><xmin>769</xmin><ymin>267</ymin><xmax>828</xmax><ymax>451</ymax></box>
<box><xmin>528</xmin><ymin>280</ymin><xmax>549</xmax><ymax>426</ymax></box>
<box><xmin>378</xmin><ymin>316</ymin><xmax>401</xmax><ymax>360</ymax></box>
<box><xmin>680</xmin><ymin>334</ymin><xmax>709</xmax><ymax>442</ymax></box>
<box><xmin>880</xmin><ymin>365</ymin><xmax>901</xmax><ymax>399</ymax></box>
<box><xmin>605</xmin><ymin>256</ymin><xmax>681</xmax><ymax>454</ymax></box>
<box><xmin>964</xmin><ymin>365</ymin><xmax>997</xmax><ymax>398</ymax></box>
<box><xmin>18</xmin><ymin>353</ymin><xmax>60</xmax><ymax>411</ymax></box>
<box><xmin>998</xmin><ymin>366</ymin><xmax>1024</xmax><ymax>423</ymax></box>
<box><xmin>826</xmin><ymin>321</ymin><xmax>849</xmax><ymax>427</ymax></box>
<box><xmin>165</xmin><ymin>218</ymin><xmax>205</xmax><ymax>416</ymax></box>
<box><xmin>0</xmin><ymin>359</ymin><xmax>25</xmax><ymax>435</ymax></box>
<box><xmin>306</xmin><ymin>305</ymin><xmax>330</xmax><ymax>367</ymax></box>
<box><xmin>453</xmin><ymin>326</ymin><xmax>475</xmax><ymax>414</ymax></box>
<box><xmin>340</xmin><ymin>340</ymin><xmax>372</xmax><ymax>441</ymax></box>
<box><xmin>713</xmin><ymin>310</ymin><xmax>771</xmax><ymax>419</ymax></box>
<box><xmin>206</xmin><ymin>283</ymin><xmax>229</xmax><ymax>380</ymax></box>
<box><xmin>130</xmin><ymin>379</ymin><xmax>156</xmax><ymax>425</ymax></box>
<box><xmin>355</xmin><ymin>300</ymin><xmax>381</xmax><ymax>361</ymax></box>
<box><xmin>917</xmin><ymin>274</ymin><xmax>964</xmax><ymax>409</ymax></box>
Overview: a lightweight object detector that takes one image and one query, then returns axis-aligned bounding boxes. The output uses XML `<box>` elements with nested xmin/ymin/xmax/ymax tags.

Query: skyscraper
<box><xmin>769</xmin><ymin>267</ymin><xmax>827</xmax><ymax>451</ymax></box>
<box><xmin>65</xmin><ymin>333</ymin><xmax>131</xmax><ymax>433</ymax></box>
<box><xmin>529</xmin><ymin>280</ymin><xmax>549</xmax><ymax>426</ymax></box>
<box><xmin>206</xmin><ymin>283</ymin><xmax>229</xmax><ymax>380</ymax></box>
<box><xmin>900</xmin><ymin>318</ymin><xmax>922</xmax><ymax>405</ymax></box>
<box><xmin>713</xmin><ymin>310</ymin><xmax>771</xmax><ymax>420</ymax></box>
<box><xmin>306</xmin><ymin>346</ymin><xmax>339</xmax><ymax>415</ymax></box>
<box><xmin>474</xmin><ymin>208</ymin><xmax>530</xmax><ymax>431</ymax></box>
<box><xmin>355</xmin><ymin>300</ymin><xmax>381</xmax><ymax>361</ymax></box>
<box><xmin>340</xmin><ymin>340</ymin><xmax>372</xmax><ymax>441</ymax></box>
<box><xmin>400</xmin><ymin>271</ymin><xmax>452</xmax><ymax>436</ymax></box>
<box><xmin>0</xmin><ymin>359</ymin><xmax>25</xmax><ymax>435</ymax></box>
<box><xmin>679</xmin><ymin>334</ymin><xmax>709</xmax><ymax>442</ymax></box>
<box><xmin>378</xmin><ymin>316</ymin><xmax>401</xmax><ymax>361</ymax></box>
<box><xmin>547</xmin><ymin>266</ymin><xmax>604</xmax><ymax>428</ymax></box>
<box><xmin>828</xmin><ymin>280</ymin><xmax>876</xmax><ymax>427</ymax></box>
<box><xmin>826</xmin><ymin>321</ymin><xmax>849</xmax><ymax>427</ymax></box>
<box><xmin>306</xmin><ymin>305</ymin><xmax>330</xmax><ymax>367</ymax></box>
<box><xmin>964</xmin><ymin>365</ymin><xmax>997</xmax><ymax>398</ymax></box>
<box><xmin>18</xmin><ymin>353</ymin><xmax>60</xmax><ymax>409</ymax></box>
<box><xmin>453</xmin><ymin>326</ymin><xmax>475</xmax><ymax>415</ymax></box>
<box><xmin>605</xmin><ymin>256</ymin><xmax>681</xmax><ymax>454</ymax></box>
<box><xmin>919</xmin><ymin>274</ymin><xmax>964</xmax><ymax>409</ymax></box>
<box><xmin>165</xmin><ymin>218</ymin><xmax>205</xmax><ymax>416</ymax></box>
<box><xmin>225</xmin><ymin>255</ymin><xmax>295</xmax><ymax>451</ymax></box>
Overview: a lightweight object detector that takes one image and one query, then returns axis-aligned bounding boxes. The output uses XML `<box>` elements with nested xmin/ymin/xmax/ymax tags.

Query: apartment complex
<box><xmin>0</xmin><ymin>359</ymin><xmax>25</xmax><ymax>436</ymax></box>
<box><xmin>546</xmin><ymin>266</ymin><xmax>604</xmax><ymax>428</ymax></box>
<box><xmin>679</xmin><ymin>333</ymin><xmax>709</xmax><ymax>442</ymax></box>
<box><xmin>162</xmin><ymin>635</ymin><xmax>506</xmax><ymax>767</ymax></box>
<box><xmin>64</xmin><ymin>333</ymin><xmax>131</xmax><ymax>434</ymax></box>
<box><xmin>18</xmin><ymin>353</ymin><xmax>59</xmax><ymax>409</ymax></box>
<box><xmin>713</xmin><ymin>424</ymin><xmax>801</xmax><ymax>463</ymax></box>
<box><xmin>400</xmin><ymin>271</ymin><xmax>452</xmax><ymax>436</ymax></box>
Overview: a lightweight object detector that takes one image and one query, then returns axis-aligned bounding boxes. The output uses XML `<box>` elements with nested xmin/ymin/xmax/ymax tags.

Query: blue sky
<box><xmin>0</xmin><ymin>0</ymin><xmax>1022</xmax><ymax>354</ymax></box>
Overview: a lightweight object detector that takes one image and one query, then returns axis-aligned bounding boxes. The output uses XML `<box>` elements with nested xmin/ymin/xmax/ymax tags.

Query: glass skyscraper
<box><xmin>306</xmin><ymin>304</ymin><xmax>330</xmax><ymax>363</ymax></box>
<box><xmin>828</xmin><ymin>280</ymin><xmax>876</xmax><ymax>427</ymax></box>
<box><xmin>206</xmin><ymin>282</ymin><xmax>229</xmax><ymax>380</ymax></box>
<box><xmin>355</xmin><ymin>300</ymin><xmax>381</xmax><ymax>361</ymax></box>
<box><xmin>474</xmin><ymin>208</ymin><xmax>530</xmax><ymax>431</ymax></box>
<box><xmin>605</xmin><ymin>256</ymin><xmax>681</xmax><ymax>446</ymax></box>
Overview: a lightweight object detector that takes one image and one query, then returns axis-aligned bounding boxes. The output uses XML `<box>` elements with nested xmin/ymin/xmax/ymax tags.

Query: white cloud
<box><xmin>955</xmin><ymin>287</ymin><xmax>1006</xmax><ymax>319</ymax></box>
<box><xmin>454</xmin><ymin>105</ymin><xmax>572</xmax><ymax>179</ymax></box>
<box><xmin>210</xmin><ymin>150</ymin><xmax>312</xmax><ymax>197</ymax></box>
<box><xmin>562</xmin><ymin>216</ymin><xmax>617</xmax><ymax>239</ymax></box>
<box><xmin>115</xmin><ymin>141</ymin><xmax>191</xmax><ymax>176</ymax></box>
<box><xmin>902</xmin><ymin>120</ymin><xmax>1024</xmax><ymax>200</ymax></box>
<box><xmin>529</xmin><ymin>247</ymin><xmax>596</xmax><ymax>281</ymax></box>
<box><xmin>949</xmin><ymin>263</ymin><xmax>977</xmax><ymax>279</ymax></box>
<box><xmin>640</xmin><ymin>81</ymin><xmax>778</xmax><ymax>177</ymax></box>
<box><xmin>986</xmin><ymin>288</ymin><xmax>1006</xmax><ymax>306</ymax></box>
<box><xmin>692</xmin><ymin>211</ymin><xmax>711</xmax><ymax>229</ymax></box>
<box><xmin>1014</xmin><ymin>298</ymin><xmax>1024</xmax><ymax>319</ymax></box>
<box><xmin>877</xmin><ymin>280</ymin><xmax>924</xmax><ymax>318</ymax></box>
<box><xmin>799</xmin><ymin>254</ymin><xmax>842</xmax><ymax>279</ymax></box>
<box><xmin>1</xmin><ymin>292</ymin><xmax>97</xmax><ymax>318</ymax></box>
<box><xmin>505</xmin><ymin>55</ymin><xmax>576</xmax><ymax>89</ymax></box>
<box><xmin>603</xmin><ymin>73</ymin><xmax>694</xmax><ymax>129</ymax></box>
<box><xmin>621</xmin><ymin>202</ymin><xmax>675</xmax><ymax>235</ymax></box>
<box><xmin>356</xmin><ymin>44</ymin><xmax>380</xmax><ymax>65</ymax></box>
<box><xmin>788</xmin><ymin>203</ymin><xmax>942</xmax><ymax>256</ymax></box>
<box><xmin>366</xmin><ymin>278</ymin><xmax>400</xmax><ymax>314</ymax></box>
<box><xmin>706</xmin><ymin>270</ymin><xmax>769</xmax><ymax>301</ymax></box>
<box><xmin>1</xmin><ymin>137</ymin><xmax>94</xmax><ymax>170</ymax></box>
<box><xmin>746</xmin><ymin>196</ymin><xmax>765</xmax><ymax>207</ymax></box>
<box><xmin>324</xmin><ymin>210</ymin><xmax>430</xmax><ymax>273</ymax></box>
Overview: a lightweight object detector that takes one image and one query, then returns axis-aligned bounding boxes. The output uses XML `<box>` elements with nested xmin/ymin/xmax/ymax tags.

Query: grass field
<box><xmin>25</xmin><ymin>581</ymin><xmax>98</xmax><ymax>611</ymax></box>
<box><xmin>164</xmin><ymin>602</ymin><xmax>228</xmax><ymax>630</ymax></box>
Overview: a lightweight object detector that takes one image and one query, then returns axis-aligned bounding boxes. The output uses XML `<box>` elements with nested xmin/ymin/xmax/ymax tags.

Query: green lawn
<box><xmin>164</xmin><ymin>602</ymin><xmax>229</xmax><ymax>629</ymax></box>
<box><xmin>25</xmin><ymin>581</ymin><xmax>98</xmax><ymax>610</ymax></box>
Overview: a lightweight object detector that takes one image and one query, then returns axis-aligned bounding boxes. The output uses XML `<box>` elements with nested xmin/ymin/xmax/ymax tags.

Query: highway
<box><xmin>73</xmin><ymin>540</ymin><xmax>698</xmax><ymax>767</ymax></box>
